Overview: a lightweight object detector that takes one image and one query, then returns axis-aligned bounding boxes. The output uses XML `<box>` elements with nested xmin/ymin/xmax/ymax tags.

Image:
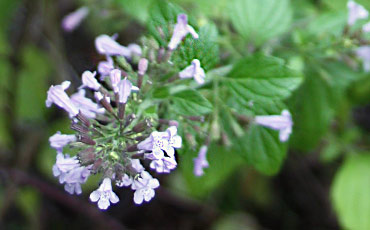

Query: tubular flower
<box><xmin>81</xmin><ymin>71</ymin><xmax>100</xmax><ymax>90</ymax></box>
<box><xmin>46</xmin><ymin>81</ymin><xmax>79</xmax><ymax>117</ymax></box>
<box><xmin>70</xmin><ymin>89</ymin><xmax>105</xmax><ymax>119</ymax></box>
<box><xmin>179</xmin><ymin>59</ymin><xmax>206</xmax><ymax>84</ymax></box>
<box><xmin>132</xmin><ymin>171</ymin><xmax>160</xmax><ymax>205</ymax></box>
<box><xmin>168</xmin><ymin>14</ymin><xmax>199</xmax><ymax>50</ymax></box>
<box><xmin>347</xmin><ymin>0</ymin><xmax>368</xmax><ymax>26</ymax></box>
<box><xmin>193</xmin><ymin>145</ymin><xmax>209</xmax><ymax>177</ymax></box>
<box><xmin>255</xmin><ymin>110</ymin><xmax>293</xmax><ymax>142</ymax></box>
<box><xmin>90</xmin><ymin>178</ymin><xmax>120</xmax><ymax>210</ymax></box>
<box><xmin>61</xmin><ymin>6</ymin><xmax>89</xmax><ymax>32</ymax></box>
<box><xmin>49</xmin><ymin>131</ymin><xmax>76</xmax><ymax>151</ymax></box>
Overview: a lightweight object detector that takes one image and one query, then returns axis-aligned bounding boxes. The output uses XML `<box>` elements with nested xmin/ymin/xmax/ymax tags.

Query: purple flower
<box><xmin>356</xmin><ymin>46</ymin><xmax>370</xmax><ymax>71</ymax></box>
<box><xmin>70</xmin><ymin>89</ymin><xmax>105</xmax><ymax>119</ymax></box>
<box><xmin>363</xmin><ymin>22</ymin><xmax>370</xmax><ymax>32</ymax></box>
<box><xmin>61</xmin><ymin>7</ymin><xmax>89</xmax><ymax>32</ymax></box>
<box><xmin>118</xmin><ymin>78</ymin><xmax>134</xmax><ymax>103</ymax></box>
<box><xmin>46</xmin><ymin>81</ymin><xmax>79</xmax><ymax>117</ymax></box>
<box><xmin>131</xmin><ymin>159</ymin><xmax>144</xmax><ymax>173</ymax></box>
<box><xmin>95</xmin><ymin>34</ymin><xmax>131</xmax><ymax>57</ymax></box>
<box><xmin>90</xmin><ymin>178</ymin><xmax>119</xmax><ymax>210</ymax></box>
<box><xmin>193</xmin><ymin>146</ymin><xmax>209</xmax><ymax>177</ymax></box>
<box><xmin>168</xmin><ymin>14</ymin><xmax>199</xmax><ymax>50</ymax></box>
<box><xmin>131</xmin><ymin>171</ymin><xmax>159</xmax><ymax>205</ymax></box>
<box><xmin>255</xmin><ymin>110</ymin><xmax>293</xmax><ymax>142</ymax></box>
<box><xmin>49</xmin><ymin>131</ymin><xmax>76</xmax><ymax>151</ymax></box>
<box><xmin>138</xmin><ymin>58</ymin><xmax>148</xmax><ymax>75</ymax></box>
<box><xmin>179</xmin><ymin>59</ymin><xmax>206</xmax><ymax>84</ymax></box>
<box><xmin>347</xmin><ymin>1</ymin><xmax>368</xmax><ymax>26</ymax></box>
<box><xmin>63</xmin><ymin>165</ymin><xmax>91</xmax><ymax>195</ymax></box>
<box><xmin>52</xmin><ymin>152</ymin><xmax>80</xmax><ymax>184</ymax></box>
<box><xmin>116</xmin><ymin>174</ymin><xmax>133</xmax><ymax>187</ymax></box>
<box><xmin>98</xmin><ymin>56</ymin><xmax>114</xmax><ymax>79</ymax></box>
<box><xmin>81</xmin><ymin>71</ymin><xmax>100</xmax><ymax>90</ymax></box>
<box><xmin>150</xmin><ymin>156</ymin><xmax>177</xmax><ymax>173</ymax></box>
<box><xmin>109</xmin><ymin>69</ymin><xmax>121</xmax><ymax>93</ymax></box>
<box><xmin>127</xmin><ymin>44</ymin><xmax>142</xmax><ymax>57</ymax></box>
<box><xmin>138</xmin><ymin>126</ymin><xmax>182</xmax><ymax>160</ymax></box>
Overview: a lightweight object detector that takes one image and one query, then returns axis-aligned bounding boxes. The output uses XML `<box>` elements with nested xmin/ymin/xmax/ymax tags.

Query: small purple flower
<box><xmin>363</xmin><ymin>22</ymin><xmax>370</xmax><ymax>32</ymax></box>
<box><xmin>62</xmin><ymin>7</ymin><xmax>89</xmax><ymax>32</ymax></box>
<box><xmin>52</xmin><ymin>152</ymin><xmax>80</xmax><ymax>184</ymax></box>
<box><xmin>131</xmin><ymin>171</ymin><xmax>159</xmax><ymax>205</ymax></box>
<box><xmin>193</xmin><ymin>146</ymin><xmax>209</xmax><ymax>177</ymax></box>
<box><xmin>356</xmin><ymin>46</ymin><xmax>370</xmax><ymax>71</ymax></box>
<box><xmin>168</xmin><ymin>14</ymin><xmax>199</xmax><ymax>50</ymax></box>
<box><xmin>98</xmin><ymin>56</ymin><xmax>114</xmax><ymax>79</ymax></box>
<box><xmin>63</xmin><ymin>165</ymin><xmax>91</xmax><ymax>195</ymax></box>
<box><xmin>49</xmin><ymin>131</ymin><xmax>76</xmax><ymax>151</ymax></box>
<box><xmin>46</xmin><ymin>81</ymin><xmax>79</xmax><ymax>117</ymax></box>
<box><xmin>138</xmin><ymin>58</ymin><xmax>148</xmax><ymax>75</ymax></box>
<box><xmin>90</xmin><ymin>178</ymin><xmax>119</xmax><ymax>210</ymax></box>
<box><xmin>109</xmin><ymin>69</ymin><xmax>121</xmax><ymax>93</ymax></box>
<box><xmin>138</xmin><ymin>126</ymin><xmax>182</xmax><ymax>160</ymax></box>
<box><xmin>127</xmin><ymin>43</ymin><xmax>142</xmax><ymax>57</ymax></box>
<box><xmin>116</xmin><ymin>174</ymin><xmax>133</xmax><ymax>187</ymax></box>
<box><xmin>255</xmin><ymin>110</ymin><xmax>293</xmax><ymax>142</ymax></box>
<box><xmin>95</xmin><ymin>34</ymin><xmax>131</xmax><ymax>57</ymax></box>
<box><xmin>81</xmin><ymin>71</ymin><xmax>100</xmax><ymax>90</ymax></box>
<box><xmin>131</xmin><ymin>159</ymin><xmax>144</xmax><ymax>173</ymax></box>
<box><xmin>150</xmin><ymin>156</ymin><xmax>177</xmax><ymax>173</ymax></box>
<box><xmin>70</xmin><ymin>89</ymin><xmax>105</xmax><ymax>119</ymax></box>
<box><xmin>118</xmin><ymin>78</ymin><xmax>134</xmax><ymax>103</ymax></box>
<box><xmin>347</xmin><ymin>1</ymin><xmax>368</xmax><ymax>26</ymax></box>
<box><xmin>179</xmin><ymin>59</ymin><xmax>206</xmax><ymax>84</ymax></box>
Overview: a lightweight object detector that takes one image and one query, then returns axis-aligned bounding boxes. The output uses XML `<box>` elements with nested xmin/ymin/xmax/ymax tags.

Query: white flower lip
<box><xmin>90</xmin><ymin>178</ymin><xmax>119</xmax><ymax>210</ymax></box>
<box><xmin>179</xmin><ymin>59</ymin><xmax>206</xmax><ymax>84</ymax></box>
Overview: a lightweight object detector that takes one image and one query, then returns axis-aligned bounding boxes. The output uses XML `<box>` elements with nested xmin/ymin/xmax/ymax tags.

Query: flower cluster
<box><xmin>46</xmin><ymin>12</ymin><xmax>211</xmax><ymax>210</ymax></box>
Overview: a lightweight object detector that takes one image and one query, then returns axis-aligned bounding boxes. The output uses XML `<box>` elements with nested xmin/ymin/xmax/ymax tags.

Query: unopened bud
<box><xmin>71</xmin><ymin>122</ymin><xmax>89</xmax><ymax>133</ymax></box>
<box><xmin>76</xmin><ymin>112</ymin><xmax>90</xmax><ymax>126</ymax></box>
<box><xmin>78</xmin><ymin>135</ymin><xmax>96</xmax><ymax>145</ymax></box>
<box><xmin>126</xmin><ymin>144</ymin><xmax>138</xmax><ymax>152</ymax></box>
<box><xmin>132</xmin><ymin>119</ymin><xmax>151</xmax><ymax>133</ymax></box>
<box><xmin>92</xmin><ymin>158</ymin><xmax>103</xmax><ymax>172</ymax></box>
<box><xmin>79</xmin><ymin>147</ymin><xmax>96</xmax><ymax>165</ymax></box>
<box><xmin>138</xmin><ymin>58</ymin><xmax>148</xmax><ymax>76</ymax></box>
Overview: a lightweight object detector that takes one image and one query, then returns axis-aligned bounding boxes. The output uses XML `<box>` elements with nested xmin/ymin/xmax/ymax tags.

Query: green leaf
<box><xmin>331</xmin><ymin>153</ymin><xmax>370</xmax><ymax>230</ymax></box>
<box><xmin>235</xmin><ymin>124</ymin><xmax>287</xmax><ymax>175</ymax></box>
<box><xmin>173</xmin><ymin>23</ymin><xmax>220</xmax><ymax>71</ymax></box>
<box><xmin>180</xmin><ymin>144</ymin><xmax>243</xmax><ymax>197</ymax></box>
<box><xmin>307</xmin><ymin>11</ymin><xmax>347</xmax><ymax>37</ymax></box>
<box><xmin>170</xmin><ymin>89</ymin><xmax>213</xmax><ymax>116</ymax></box>
<box><xmin>228</xmin><ymin>0</ymin><xmax>292</xmax><ymax>46</ymax></box>
<box><xmin>226</xmin><ymin>55</ymin><xmax>302</xmax><ymax>107</ymax></box>
<box><xmin>115</xmin><ymin>0</ymin><xmax>154</xmax><ymax>23</ymax></box>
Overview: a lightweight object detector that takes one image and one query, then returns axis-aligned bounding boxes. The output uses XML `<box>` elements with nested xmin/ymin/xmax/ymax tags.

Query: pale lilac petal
<box><xmin>98</xmin><ymin>56</ymin><xmax>114</xmax><ymax>78</ymax></box>
<box><xmin>62</xmin><ymin>7</ymin><xmax>89</xmax><ymax>32</ymax></box>
<box><xmin>138</xmin><ymin>58</ymin><xmax>148</xmax><ymax>75</ymax></box>
<box><xmin>179</xmin><ymin>65</ymin><xmax>195</xmax><ymax>79</ymax></box>
<box><xmin>193</xmin><ymin>145</ymin><xmax>209</xmax><ymax>177</ymax></box>
<box><xmin>168</xmin><ymin>14</ymin><xmax>199</xmax><ymax>50</ymax></box>
<box><xmin>348</xmin><ymin>1</ymin><xmax>369</xmax><ymax>25</ymax></box>
<box><xmin>118</xmin><ymin>78</ymin><xmax>133</xmax><ymax>103</ymax></box>
<box><xmin>179</xmin><ymin>59</ymin><xmax>206</xmax><ymax>84</ymax></box>
<box><xmin>109</xmin><ymin>69</ymin><xmax>121</xmax><ymax>93</ymax></box>
<box><xmin>70</xmin><ymin>89</ymin><xmax>104</xmax><ymax>119</ymax></box>
<box><xmin>95</xmin><ymin>34</ymin><xmax>131</xmax><ymax>57</ymax></box>
<box><xmin>255</xmin><ymin>110</ymin><xmax>293</xmax><ymax>142</ymax></box>
<box><xmin>134</xmin><ymin>191</ymin><xmax>144</xmax><ymax>204</ymax></box>
<box><xmin>363</xmin><ymin>21</ymin><xmax>370</xmax><ymax>32</ymax></box>
<box><xmin>128</xmin><ymin>43</ymin><xmax>142</xmax><ymax>57</ymax></box>
<box><xmin>89</xmin><ymin>190</ymin><xmax>100</xmax><ymax>202</ymax></box>
<box><xmin>46</xmin><ymin>81</ymin><xmax>79</xmax><ymax>116</ymax></box>
<box><xmin>81</xmin><ymin>71</ymin><xmax>100</xmax><ymax>90</ymax></box>
<box><xmin>98</xmin><ymin>198</ymin><xmax>110</xmax><ymax>210</ymax></box>
<box><xmin>49</xmin><ymin>131</ymin><xmax>76</xmax><ymax>150</ymax></box>
<box><xmin>109</xmin><ymin>192</ymin><xmax>119</xmax><ymax>204</ymax></box>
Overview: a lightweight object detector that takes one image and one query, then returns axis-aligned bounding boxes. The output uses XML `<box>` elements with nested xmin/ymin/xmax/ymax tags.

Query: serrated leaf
<box><xmin>170</xmin><ymin>89</ymin><xmax>212</xmax><ymax>116</ymax></box>
<box><xmin>331</xmin><ymin>153</ymin><xmax>370</xmax><ymax>230</ymax></box>
<box><xmin>226</xmin><ymin>55</ymin><xmax>302</xmax><ymax>108</ymax></box>
<box><xmin>180</xmin><ymin>144</ymin><xmax>243</xmax><ymax>197</ymax></box>
<box><xmin>228</xmin><ymin>0</ymin><xmax>292</xmax><ymax>46</ymax></box>
<box><xmin>235</xmin><ymin>124</ymin><xmax>287</xmax><ymax>175</ymax></box>
<box><xmin>173</xmin><ymin>23</ymin><xmax>220</xmax><ymax>71</ymax></box>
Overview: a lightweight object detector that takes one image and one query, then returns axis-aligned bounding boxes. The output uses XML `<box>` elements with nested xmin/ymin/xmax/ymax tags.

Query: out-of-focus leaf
<box><xmin>115</xmin><ymin>0</ymin><xmax>154</xmax><ymax>23</ymax></box>
<box><xmin>16</xmin><ymin>45</ymin><xmax>52</xmax><ymax>121</ymax></box>
<box><xmin>307</xmin><ymin>11</ymin><xmax>347</xmax><ymax>37</ymax></box>
<box><xmin>16</xmin><ymin>187</ymin><xmax>40</xmax><ymax>223</ymax></box>
<box><xmin>180</xmin><ymin>144</ymin><xmax>243</xmax><ymax>197</ymax></box>
<box><xmin>289</xmin><ymin>61</ymin><xmax>361</xmax><ymax>151</ymax></box>
<box><xmin>331</xmin><ymin>153</ymin><xmax>370</xmax><ymax>230</ymax></box>
<box><xmin>173</xmin><ymin>23</ymin><xmax>219</xmax><ymax>71</ymax></box>
<box><xmin>170</xmin><ymin>89</ymin><xmax>212</xmax><ymax>116</ymax></box>
<box><xmin>228</xmin><ymin>0</ymin><xmax>292</xmax><ymax>46</ymax></box>
<box><xmin>213</xmin><ymin>213</ymin><xmax>259</xmax><ymax>230</ymax></box>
